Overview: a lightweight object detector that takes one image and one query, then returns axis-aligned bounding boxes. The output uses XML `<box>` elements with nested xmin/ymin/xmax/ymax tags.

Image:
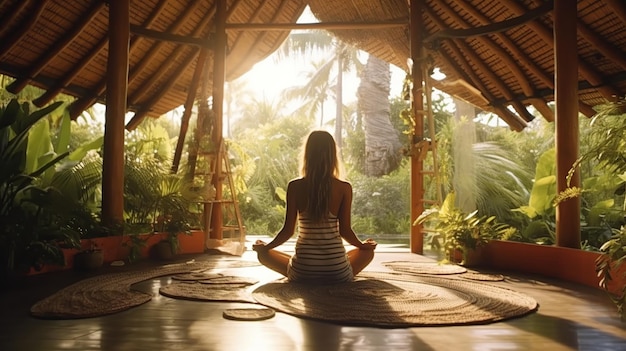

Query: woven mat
<box><xmin>159</xmin><ymin>275</ymin><xmax>259</xmax><ymax>303</ymax></box>
<box><xmin>383</xmin><ymin>261</ymin><xmax>468</xmax><ymax>275</ymax></box>
<box><xmin>383</xmin><ymin>261</ymin><xmax>505</xmax><ymax>281</ymax></box>
<box><xmin>251</xmin><ymin>271</ymin><xmax>537</xmax><ymax>328</ymax></box>
<box><xmin>223</xmin><ymin>308</ymin><xmax>275</xmax><ymax>321</ymax></box>
<box><xmin>30</xmin><ymin>259</ymin><xmax>259</xmax><ymax>319</ymax></box>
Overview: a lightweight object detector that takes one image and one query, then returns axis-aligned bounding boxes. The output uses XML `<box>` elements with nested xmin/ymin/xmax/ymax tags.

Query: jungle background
<box><xmin>2</xmin><ymin>26</ymin><xmax>626</xmax><ymax>280</ymax></box>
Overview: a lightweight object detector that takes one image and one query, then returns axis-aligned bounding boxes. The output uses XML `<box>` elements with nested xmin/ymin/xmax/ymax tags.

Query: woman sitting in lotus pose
<box><xmin>253</xmin><ymin>130</ymin><xmax>377</xmax><ymax>283</ymax></box>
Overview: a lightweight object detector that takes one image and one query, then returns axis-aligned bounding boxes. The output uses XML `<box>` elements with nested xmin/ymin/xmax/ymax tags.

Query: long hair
<box><xmin>301</xmin><ymin>130</ymin><xmax>341</xmax><ymax>222</ymax></box>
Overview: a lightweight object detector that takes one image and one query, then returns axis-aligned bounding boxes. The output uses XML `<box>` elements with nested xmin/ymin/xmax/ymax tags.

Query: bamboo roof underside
<box><xmin>0</xmin><ymin>0</ymin><xmax>624</xmax><ymax>131</ymax></box>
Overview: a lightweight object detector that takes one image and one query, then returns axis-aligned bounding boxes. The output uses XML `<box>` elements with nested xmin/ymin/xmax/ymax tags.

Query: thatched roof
<box><xmin>0</xmin><ymin>0</ymin><xmax>625</xmax><ymax>131</ymax></box>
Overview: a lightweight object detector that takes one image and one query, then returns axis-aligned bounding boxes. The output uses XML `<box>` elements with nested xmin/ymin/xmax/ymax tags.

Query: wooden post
<box><xmin>554</xmin><ymin>0</ymin><xmax>581</xmax><ymax>248</ymax></box>
<box><xmin>101</xmin><ymin>0</ymin><xmax>129</xmax><ymax>229</ymax></box>
<box><xmin>210</xmin><ymin>0</ymin><xmax>227</xmax><ymax>240</ymax></box>
<box><xmin>409</xmin><ymin>0</ymin><xmax>425</xmax><ymax>254</ymax></box>
<box><xmin>171</xmin><ymin>50</ymin><xmax>208</xmax><ymax>174</ymax></box>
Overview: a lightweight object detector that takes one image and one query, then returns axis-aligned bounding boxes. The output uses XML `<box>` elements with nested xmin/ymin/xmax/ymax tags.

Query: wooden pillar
<box><xmin>210</xmin><ymin>0</ymin><xmax>227</xmax><ymax>240</ymax></box>
<box><xmin>101</xmin><ymin>0</ymin><xmax>129</xmax><ymax>228</ymax></box>
<box><xmin>409</xmin><ymin>0</ymin><xmax>425</xmax><ymax>254</ymax></box>
<box><xmin>554</xmin><ymin>0</ymin><xmax>581</xmax><ymax>248</ymax></box>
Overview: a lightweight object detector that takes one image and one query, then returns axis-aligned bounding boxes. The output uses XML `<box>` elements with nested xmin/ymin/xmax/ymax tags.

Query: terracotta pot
<box><xmin>73</xmin><ymin>250</ymin><xmax>104</xmax><ymax>271</ymax></box>
<box><xmin>152</xmin><ymin>241</ymin><xmax>175</xmax><ymax>260</ymax></box>
<box><xmin>461</xmin><ymin>247</ymin><xmax>484</xmax><ymax>267</ymax></box>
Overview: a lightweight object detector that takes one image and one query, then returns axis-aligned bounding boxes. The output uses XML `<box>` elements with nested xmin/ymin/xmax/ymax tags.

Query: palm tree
<box><xmin>230</xmin><ymin>96</ymin><xmax>287</xmax><ymax>135</ymax></box>
<box><xmin>283</xmin><ymin>59</ymin><xmax>333</xmax><ymax>127</ymax></box>
<box><xmin>224</xmin><ymin>79</ymin><xmax>253</xmax><ymax>138</ymax></box>
<box><xmin>275</xmin><ymin>31</ymin><xmax>361</xmax><ymax>147</ymax></box>
<box><xmin>357</xmin><ymin>54</ymin><xmax>402</xmax><ymax>176</ymax></box>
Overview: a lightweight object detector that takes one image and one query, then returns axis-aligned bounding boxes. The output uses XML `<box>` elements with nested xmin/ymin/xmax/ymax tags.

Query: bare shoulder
<box><xmin>287</xmin><ymin>178</ymin><xmax>306</xmax><ymax>193</ymax></box>
<box><xmin>332</xmin><ymin>178</ymin><xmax>353</xmax><ymax>193</ymax></box>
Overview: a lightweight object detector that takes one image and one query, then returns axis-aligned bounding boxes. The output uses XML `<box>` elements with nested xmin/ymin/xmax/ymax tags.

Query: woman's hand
<box><xmin>252</xmin><ymin>240</ymin><xmax>269</xmax><ymax>252</ymax></box>
<box><xmin>359</xmin><ymin>238</ymin><xmax>377</xmax><ymax>250</ymax></box>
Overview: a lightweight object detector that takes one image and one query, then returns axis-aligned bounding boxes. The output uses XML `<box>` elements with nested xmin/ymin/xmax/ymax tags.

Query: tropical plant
<box><xmin>595</xmin><ymin>225</ymin><xmax>626</xmax><ymax>321</ymax></box>
<box><xmin>233</xmin><ymin>112</ymin><xmax>313</xmax><ymax>235</ymax></box>
<box><xmin>557</xmin><ymin>98</ymin><xmax>626</xmax><ymax>319</ymax></box>
<box><xmin>350</xmin><ymin>161</ymin><xmax>411</xmax><ymax>236</ymax></box>
<box><xmin>0</xmin><ymin>99</ymin><xmax>83</xmax><ymax>280</ymax></box>
<box><xmin>415</xmin><ymin>192</ymin><xmax>513</xmax><ymax>265</ymax></box>
<box><xmin>114</xmin><ymin>118</ymin><xmax>202</xmax><ymax>259</ymax></box>
<box><xmin>276</xmin><ymin>30</ymin><xmax>361</xmax><ymax>147</ymax></box>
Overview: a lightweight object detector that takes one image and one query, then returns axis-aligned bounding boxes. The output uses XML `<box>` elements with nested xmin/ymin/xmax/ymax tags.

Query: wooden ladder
<box><xmin>193</xmin><ymin>138</ymin><xmax>246</xmax><ymax>254</ymax></box>
<box><xmin>417</xmin><ymin>64</ymin><xmax>443</xmax><ymax>208</ymax></box>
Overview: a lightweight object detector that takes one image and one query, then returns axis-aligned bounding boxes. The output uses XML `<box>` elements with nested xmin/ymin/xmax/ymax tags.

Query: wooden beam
<box><xmin>435</xmin><ymin>44</ymin><xmax>528</xmax><ymax>129</ymax></box>
<box><xmin>578</xmin><ymin>101</ymin><xmax>596</xmax><ymax>118</ymax></box>
<box><xmin>526</xmin><ymin>98</ymin><xmax>554</xmax><ymax>122</ymax></box>
<box><xmin>424</xmin><ymin>1</ymin><xmax>553</xmax><ymax>43</ymax></box>
<box><xmin>0</xmin><ymin>0</ymin><xmax>30</xmax><ymax>39</ymax></box>
<box><xmin>34</xmin><ymin>35</ymin><xmax>108</xmax><ymax>107</ymax></box>
<box><xmin>128</xmin><ymin>10</ymin><xmax>214</xmax><ymax>107</ymax></box>
<box><xmin>129</xmin><ymin>24</ymin><xmax>215</xmax><ymax>48</ymax></box>
<box><xmin>500</xmin><ymin>0</ymin><xmax>621</xmax><ymax>102</ymax></box>
<box><xmin>426</xmin><ymin>5</ymin><xmax>534</xmax><ymax>123</ymax></box>
<box><xmin>125</xmin><ymin>48</ymin><xmax>200</xmax><ymax>130</ymax></box>
<box><xmin>435</xmin><ymin>1</ymin><xmax>534</xmax><ymax>101</ymax></box>
<box><xmin>171</xmin><ymin>50</ymin><xmax>208</xmax><ymax>174</ymax></box>
<box><xmin>554</xmin><ymin>0</ymin><xmax>581</xmax><ymax>248</ymax></box>
<box><xmin>0</xmin><ymin>0</ymin><xmax>49</xmax><ymax>61</ymax></box>
<box><xmin>409</xmin><ymin>0</ymin><xmax>425</xmax><ymax>255</ymax></box>
<box><xmin>605</xmin><ymin>0</ymin><xmax>626</xmax><ymax>25</ymax></box>
<box><xmin>101</xmin><ymin>0</ymin><xmax>130</xmax><ymax>229</ymax></box>
<box><xmin>68</xmin><ymin>0</ymin><xmax>172</xmax><ymax>119</ymax></box>
<box><xmin>225</xmin><ymin>19</ymin><xmax>408</xmax><ymax>31</ymax></box>
<box><xmin>125</xmin><ymin>1</ymin><xmax>205</xmax><ymax>90</ymax></box>
<box><xmin>577</xmin><ymin>19</ymin><xmax>626</xmax><ymax>71</ymax></box>
<box><xmin>6</xmin><ymin>1</ymin><xmax>105</xmax><ymax>94</ymax></box>
<box><xmin>452</xmin><ymin>2</ymin><xmax>592</xmax><ymax>121</ymax></box>
<box><xmin>226</xmin><ymin>0</ymin><xmax>281</xmax><ymax>73</ymax></box>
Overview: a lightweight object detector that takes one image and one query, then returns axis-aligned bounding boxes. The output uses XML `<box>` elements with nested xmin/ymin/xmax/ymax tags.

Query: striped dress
<box><xmin>287</xmin><ymin>212</ymin><xmax>354</xmax><ymax>284</ymax></box>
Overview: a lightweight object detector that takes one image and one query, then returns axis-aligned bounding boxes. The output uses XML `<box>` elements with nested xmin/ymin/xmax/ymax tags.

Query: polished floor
<box><xmin>0</xmin><ymin>238</ymin><xmax>625</xmax><ymax>351</ymax></box>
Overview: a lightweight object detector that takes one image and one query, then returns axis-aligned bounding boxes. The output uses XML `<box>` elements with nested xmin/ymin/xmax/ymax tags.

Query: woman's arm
<box><xmin>337</xmin><ymin>182</ymin><xmax>377</xmax><ymax>250</ymax></box>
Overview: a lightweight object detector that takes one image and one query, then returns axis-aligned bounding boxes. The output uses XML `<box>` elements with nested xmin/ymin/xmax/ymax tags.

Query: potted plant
<box><xmin>0</xmin><ymin>99</ymin><xmax>87</xmax><ymax>284</ymax></box>
<box><xmin>152</xmin><ymin>208</ymin><xmax>195</xmax><ymax>260</ymax></box>
<box><xmin>556</xmin><ymin>98</ymin><xmax>626</xmax><ymax>320</ymax></box>
<box><xmin>73</xmin><ymin>241</ymin><xmax>103</xmax><ymax>271</ymax></box>
<box><xmin>595</xmin><ymin>225</ymin><xmax>626</xmax><ymax>320</ymax></box>
<box><xmin>415</xmin><ymin>192</ymin><xmax>512</xmax><ymax>266</ymax></box>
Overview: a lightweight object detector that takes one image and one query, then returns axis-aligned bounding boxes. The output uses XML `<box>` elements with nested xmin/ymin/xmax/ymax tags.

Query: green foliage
<box><xmin>596</xmin><ymin>226</ymin><xmax>626</xmax><ymax>321</ymax></box>
<box><xmin>350</xmin><ymin>162</ymin><xmax>411</xmax><ymax>235</ymax></box>
<box><xmin>557</xmin><ymin>98</ymin><xmax>626</xmax><ymax>318</ymax></box>
<box><xmin>511</xmin><ymin>147</ymin><xmax>558</xmax><ymax>245</ymax></box>
<box><xmin>415</xmin><ymin>192</ymin><xmax>512</xmax><ymax>264</ymax></box>
<box><xmin>233</xmin><ymin>113</ymin><xmax>312</xmax><ymax>235</ymax></box>
<box><xmin>0</xmin><ymin>99</ymin><xmax>84</xmax><ymax>279</ymax></box>
<box><xmin>123</xmin><ymin>121</ymin><xmax>201</xmax><ymax>244</ymax></box>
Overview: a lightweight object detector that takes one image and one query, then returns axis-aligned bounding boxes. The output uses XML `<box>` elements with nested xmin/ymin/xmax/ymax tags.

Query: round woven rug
<box><xmin>30</xmin><ymin>259</ymin><xmax>259</xmax><ymax>319</ymax></box>
<box><xmin>383</xmin><ymin>261</ymin><xmax>467</xmax><ymax>275</ymax></box>
<box><xmin>251</xmin><ymin>271</ymin><xmax>537</xmax><ymax>328</ymax></box>
<box><xmin>382</xmin><ymin>261</ymin><xmax>505</xmax><ymax>282</ymax></box>
<box><xmin>160</xmin><ymin>281</ymin><xmax>256</xmax><ymax>303</ymax></box>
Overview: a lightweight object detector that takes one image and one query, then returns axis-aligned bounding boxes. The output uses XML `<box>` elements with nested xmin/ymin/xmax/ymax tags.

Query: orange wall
<box><xmin>482</xmin><ymin>240</ymin><xmax>625</xmax><ymax>296</ymax></box>
<box><xmin>28</xmin><ymin>230</ymin><xmax>206</xmax><ymax>275</ymax></box>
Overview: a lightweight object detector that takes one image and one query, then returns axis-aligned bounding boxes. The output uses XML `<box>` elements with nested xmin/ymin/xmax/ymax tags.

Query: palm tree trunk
<box><xmin>334</xmin><ymin>44</ymin><xmax>344</xmax><ymax>150</ymax></box>
<box><xmin>357</xmin><ymin>55</ymin><xmax>402</xmax><ymax>176</ymax></box>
